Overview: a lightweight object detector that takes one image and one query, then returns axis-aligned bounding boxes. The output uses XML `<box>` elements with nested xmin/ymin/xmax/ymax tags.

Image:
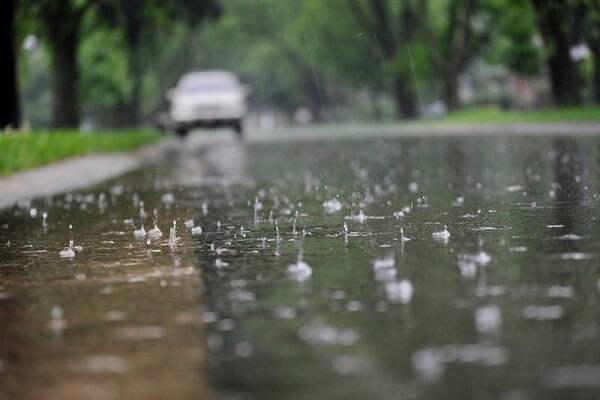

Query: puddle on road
<box><xmin>2</xmin><ymin>134</ymin><xmax>600</xmax><ymax>399</ymax></box>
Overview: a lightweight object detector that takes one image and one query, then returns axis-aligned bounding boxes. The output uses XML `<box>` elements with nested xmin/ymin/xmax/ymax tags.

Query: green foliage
<box><xmin>14</xmin><ymin>0</ymin><xmax>600</xmax><ymax>127</ymax></box>
<box><xmin>0</xmin><ymin>129</ymin><xmax>162</xmax><ymax>175</ymax></box>
<box><xmin>79</xmin><ymin>28</ymin><xmax>131</xmax><ymax>109</ymax></box>
<box><xmin>485</xmin><ymin>0</ymin><xmax>542</xmax><ymax>75</ymax></box>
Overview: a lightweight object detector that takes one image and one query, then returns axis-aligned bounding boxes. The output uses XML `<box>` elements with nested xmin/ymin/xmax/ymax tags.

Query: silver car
<box><xmin>168</xmin><ymin>71</ymin><xmax>248</xmax><ymax>137</ymax></box>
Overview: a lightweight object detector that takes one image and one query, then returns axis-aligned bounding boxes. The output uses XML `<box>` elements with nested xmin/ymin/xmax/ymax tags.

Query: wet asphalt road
<box><xmin>2</xmin><ymin>129</ymin><xmax>600</xmax><ymax>399</ymax></box>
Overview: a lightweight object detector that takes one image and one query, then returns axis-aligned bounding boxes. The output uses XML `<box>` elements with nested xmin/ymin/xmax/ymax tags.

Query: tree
<box><xmin>0</xmin><ymin>0</ymin><xmax>20</xmax><ymax>129</ymax></box>
<box><xmin>424</xmin><ymin>0</ymin><xmax>490</xmax><ymax>111</ymax></box>
<box><xmin>191</xmin><ymin>0</ymin><xmax>334</xmax><ymax>120</ymax></box>
<box><xmin>531</xmin><ymin>0</ymin><xmax>582</xmax><ymax>105</ymax></box>
<box><xmin>346</xmin><ymin>0</ymin><xmax>420</xmax><ymax>118</ymax></box>
<box><xmin>25</xmin><ymin>0</ymin><xmax>97</xmax><ymax>128</ymax></box>
<box><xmin>486</xmin><ymin>0</ymin><xmax>541</xmax><ymax>77</ymax></box>
<box><xmin>581</xmin><ymin>0</ymin><xmax>600</xmax><ymax>102</ymax></box>
<box><xmin>97</xmin><ymin>0</ymin><xmax>220</xmax><ymax>125</ymax></box>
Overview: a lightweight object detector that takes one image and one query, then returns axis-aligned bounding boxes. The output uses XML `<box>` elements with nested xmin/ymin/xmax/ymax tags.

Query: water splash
<box><xmin>400</xmin><ymin>227</ymin><xmax>411</xmax><ymax>242</ymax></box>
<box><xmin>169</xmin><ymin>220</ymin><xmax>178</xmax><ymax>250</ymax></box>
<box><xmin>59</xmin><ymin>224</ymin><xmax>80</xmax><ymax>258</ymax></box>
<box><xmin>323</xmin><ymin>198</ymin><xmax>343</xmax><ymax>214</ymax></box>
<box><xmin>432</xmin><ymin>225</ymin><xmax>450</xmax><ymax>241</ymax></box>
<box><xmin>254</xmin><ymin>196</ymin><xmax>263</xmax><ymax>224</ymax></box>
<box><xmin>292</xmin><ymin>211</ymin><xmax>298</xmax><ymax>235</ymax></box>
<box><xmin>343</xmin><ymin>222</ymin><xmax>349</xmax><ymax>243</ymax></box>
<box><xmin>48</xmin><ymin>305</ymin><xmax>66</xmax><ymax>333</ymax></box>
<box><xmin>133</xmin><ymin>202</ymin><xmax>147</xmax><ymax>239</ymax></box>
<box><xmin>147</xmin><ymin>209</ymin><xmax>163</xmax><ymax>239</ymax></box>
<box><xmin>42</xmin><ymin>211</ymin><xmax>48</xmax><ymax>230</ymax></box>
<box><xmin>287</xmin><ymin>250</ymin><xmax>312</xmax><ymax>281</ymax></box>
<box><xmin>385</xmin><ymin>280</ymin><xmax>413</xmax><ymax>304</ymax></box>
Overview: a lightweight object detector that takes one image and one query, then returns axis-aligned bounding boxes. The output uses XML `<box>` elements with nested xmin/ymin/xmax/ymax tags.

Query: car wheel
<box><xmin>175</xmin><ymin>126</ymin><xmax>188</xmax><ymax>138</ymax></box>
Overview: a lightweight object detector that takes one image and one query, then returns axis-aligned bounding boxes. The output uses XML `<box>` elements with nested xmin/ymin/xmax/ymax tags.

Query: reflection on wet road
<box><xmin>3</xmin><ymin>132</ymin><xmax>600</xmax><ymax>399</ymax></box>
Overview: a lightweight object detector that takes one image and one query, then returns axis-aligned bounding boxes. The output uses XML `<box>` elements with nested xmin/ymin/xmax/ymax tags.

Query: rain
<box><xmin>2</xmin><ymin>0</ymin><xmax>600</xmax><ymax>398</ymax></box>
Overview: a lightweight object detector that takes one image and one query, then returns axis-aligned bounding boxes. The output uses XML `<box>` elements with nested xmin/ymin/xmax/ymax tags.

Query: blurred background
<box><xmin>1</xmin><ymin>0</ymin><xmax>600</xmax><ymax>131</ymax></box>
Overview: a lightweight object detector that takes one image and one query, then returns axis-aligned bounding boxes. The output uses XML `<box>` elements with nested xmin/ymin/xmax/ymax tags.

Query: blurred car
<box><xmin>168</xmin><ymin>71</ymin><xmax>248</xmax><ymax>137</ymax></box>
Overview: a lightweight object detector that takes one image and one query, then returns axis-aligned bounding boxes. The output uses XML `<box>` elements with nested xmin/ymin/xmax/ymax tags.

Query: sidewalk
<box><xmin>0</xmin><ymin>140</ymin><xmax>174</xmax><ymax>210</ymax></box>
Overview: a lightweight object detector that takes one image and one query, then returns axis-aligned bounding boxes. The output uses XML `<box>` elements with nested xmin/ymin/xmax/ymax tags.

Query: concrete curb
<box><xmin>248</xmin><ymin>122</ymin><xmax>600</xmax><ymax>142</ymax></box>
<box><xmin>0</xmin><ymin>139</ymin><xmax>175</xmax><ymax>210</ymax></box>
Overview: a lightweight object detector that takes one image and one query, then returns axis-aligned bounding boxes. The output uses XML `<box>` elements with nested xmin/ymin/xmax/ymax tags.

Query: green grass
<box><xmin>0</xmin><ymin>129</ymin><xmax>163</xmax><ymax>175</ymax></box>
<box><xmin>439</xmin><ymin>105</ymin><xmax>600</xmax><ymax>124</ymax></box>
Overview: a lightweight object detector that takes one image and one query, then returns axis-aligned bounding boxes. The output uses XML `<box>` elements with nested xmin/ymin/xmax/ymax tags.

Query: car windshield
<box><xmin>178</xmin><ymin>74</ymin><xmax>237</xmax><ymax>93</ymax></box>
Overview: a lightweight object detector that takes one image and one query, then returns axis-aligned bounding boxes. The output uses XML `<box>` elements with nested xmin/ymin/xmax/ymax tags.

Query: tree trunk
<box><xmin>302</xmin><ymin>68</ymin><xmax>326</xmax><ymax>122</ymax></box>
<box><xmin>591</xmin><ymin>40</ymin><xmax>600</xmax><ymax>103</ymax></box>
<box><xmin>123</xmin><ymin>3</ymin><xmax>143</xmax><ymax>126</ymax></box>
<box><xmin>47</xmin><ymin>21</ymin><xmax>80</xmax><ymax>128</ymax></box>
<box><xmin>0</xmin><ymin>0</ymin><xmax>20</xmax><ymax>129</ymax></box>
<box><xmin>532</xmin><ymin>0</ymin><xmax>581</xmax><ymax>106</ymax></box>
<box><xmin>443</xmin><ymin>70</ymin><xmax>460</xmax><ymax>111</ymax></box>
<box><xmin>122</xmin><ymin>47</ymin><xmax>142</xmax><ymax>126</ymax></box>
<box><xmin>547</xmin><ymin>38</ymin><xmax>581</xmax><ymax>106</ymax></box>
<box><xmin>393</xmin><ymin>77</ymin><xmax>417</xmax><ymax>118</ymax></box>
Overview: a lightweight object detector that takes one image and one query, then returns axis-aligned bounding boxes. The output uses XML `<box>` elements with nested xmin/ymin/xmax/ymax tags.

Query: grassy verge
<box><xmin>0</xmin><ymin>129</ymin><xmax>163</xmax><ymax>175</ymax></box>
<box><xmin>439</xmin><ymin>105</ymin><xmax>600</xmax><ymax>124</ymax></box>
